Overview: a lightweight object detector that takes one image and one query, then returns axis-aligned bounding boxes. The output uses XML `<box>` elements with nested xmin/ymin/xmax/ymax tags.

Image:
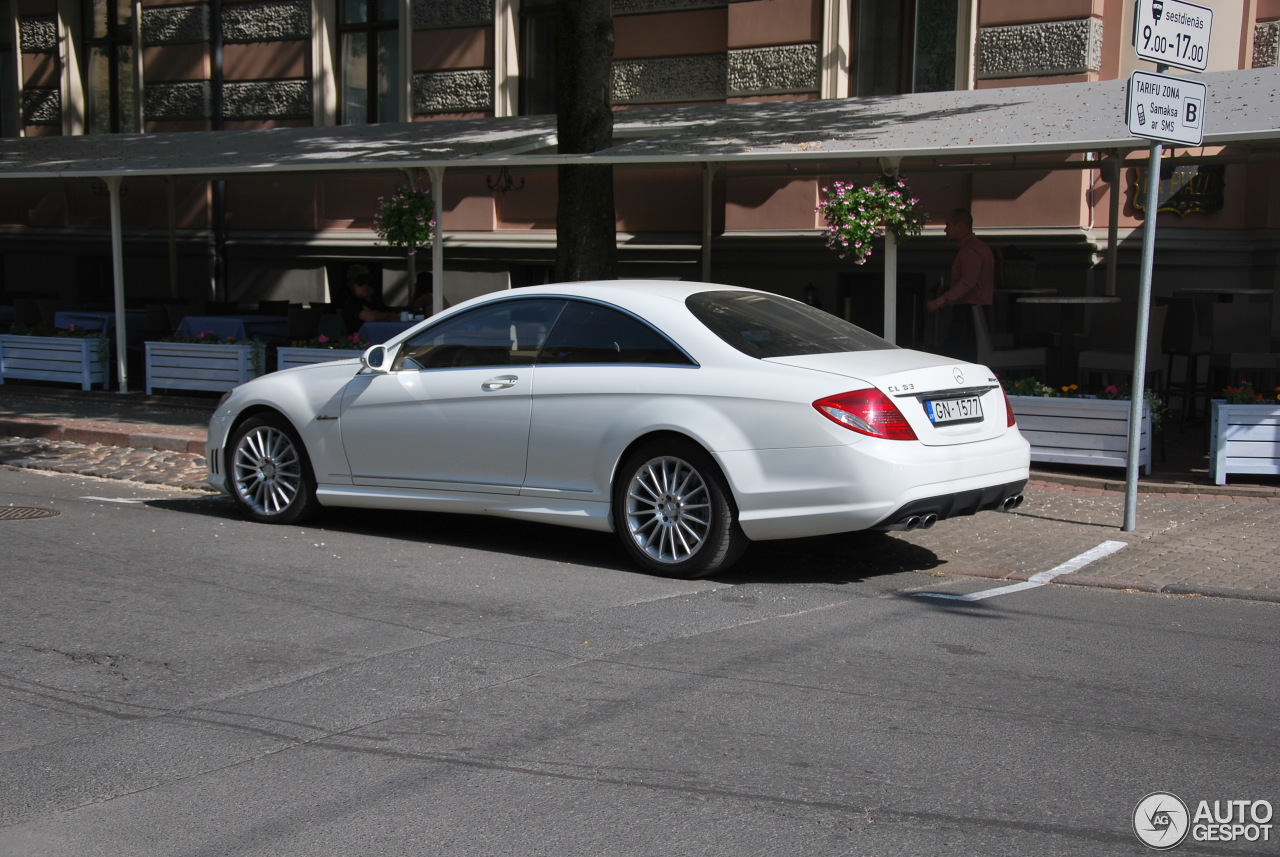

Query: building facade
<box><xmin>1</xmin><ymin>0</ymin><xmax>1277</xmax><ymax>342</ymax></box>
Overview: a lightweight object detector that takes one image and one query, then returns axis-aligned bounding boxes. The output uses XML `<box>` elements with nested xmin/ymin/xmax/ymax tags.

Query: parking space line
<box><xmin>913</xmin><ymin>540</ymin><xmax>1128</xmax><ymax>602</ymax></box>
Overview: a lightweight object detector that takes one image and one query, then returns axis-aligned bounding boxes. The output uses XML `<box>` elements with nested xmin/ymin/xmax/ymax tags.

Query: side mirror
<box><xmin>361</xmin><ymin>344</ymin><xmax>390</xmax><ymax>373</ymax></box>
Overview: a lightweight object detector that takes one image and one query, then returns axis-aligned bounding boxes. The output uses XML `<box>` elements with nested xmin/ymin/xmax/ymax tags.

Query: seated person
<box><xmin>341</xmin><ymin>265</ymin><xmax>398</xmax><ymax>334</ymax></box>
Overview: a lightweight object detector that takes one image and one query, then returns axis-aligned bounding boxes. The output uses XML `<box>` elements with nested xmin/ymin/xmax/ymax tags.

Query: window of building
<box><xmin>338</xmin><ymin>0</ymin><xmax>400</xmax><ymax>123</ymax></box>
<box><xmin>0</xmin><ymin>0</ymin><xmax>17</xmax><ymax>136</ymax></box>
<box><xmin>82</xmin><ymin>0</ymin><xmax>139</xmax><ymax>132</ymax></box>
<box><xmin>853</xmin><ymin>0</ymin><xmax>957</xmax><ymax>97</ymax></box>
<box><xmin>518</xmin><ymin>0</ymin><xmax>556</xmax><ymax>116</ymax></box>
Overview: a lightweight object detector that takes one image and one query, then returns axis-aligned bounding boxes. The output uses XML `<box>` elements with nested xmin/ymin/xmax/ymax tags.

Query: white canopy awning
<box><xmin>1</xmin><ymin>67</ymin><xmax>1276</xmax><ymax>395</ymax></box>
<box><xmin>0</xmin><ymin>68</ymin><xmax>1275</xmax><ymax>180</ymax></box>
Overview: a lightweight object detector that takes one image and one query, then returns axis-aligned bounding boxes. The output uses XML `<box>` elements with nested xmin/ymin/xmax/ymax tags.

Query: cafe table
<box><xmin>54</xmin><ymin>309</ymin><xmax>145</xmax><ymax>337</ymax></box>
<box><xmin>358</xmin><ymin>320</ymin><xmax>417</xmax><ymax>344</ymax></box>
<box><xmin>1016</xmin><ymin>295</ymin><xmax>1121</xmax><ymax>386</ymax></box>
<box><xmin>1171</xmin><ymin>287</ymin><xmax>1272</xmax><ymax>302</ymax></box>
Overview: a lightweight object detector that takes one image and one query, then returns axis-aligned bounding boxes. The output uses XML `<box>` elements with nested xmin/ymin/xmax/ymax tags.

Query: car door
<box><xmin>522</xmin><ymin>300</ymin><xmax>698</xmax><ymax>501</ymax></box>
<box><xmin>338</xmin><ymin>298</ymin><xmax>564</xmax><ymax>493</ymax></box>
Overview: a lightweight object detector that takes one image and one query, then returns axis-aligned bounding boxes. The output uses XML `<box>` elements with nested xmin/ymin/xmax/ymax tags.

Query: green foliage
<box><xmin>373</xmin><ymin>185</ymin><xmax>435</xmax><ymax>252</ymax></box>
<box><xmin>290</xmin><ymin>333</ymin><xmax>367</xmax><ymax>350</ymax></box>
<box><xmin>6</xmin><ymin>322</ymin><xmax>106</xmax><ymax>339</ymax></box>
<box><xmin>1000</xmin><ymin>376</ymin><xmax>1168</xmax><ymax>431</ymax></box>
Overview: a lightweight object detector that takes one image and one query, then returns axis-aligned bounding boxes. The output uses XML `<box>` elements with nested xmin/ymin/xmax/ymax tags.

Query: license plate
<box><xmin>926</xmin><ymin>396</ymin><xmax>983</xmax><ymax>425</ymax></box>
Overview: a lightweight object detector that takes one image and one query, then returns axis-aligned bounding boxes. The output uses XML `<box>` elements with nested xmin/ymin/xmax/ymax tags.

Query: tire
<box><xmin>613</xmin><ymin>438</ymin><xmax>748</xmax><ymax>578</ymax></box>
<box><xmin>227</xmin><ymin>413</ymin><xmax>319</xmax><ymax>525</ymax></box>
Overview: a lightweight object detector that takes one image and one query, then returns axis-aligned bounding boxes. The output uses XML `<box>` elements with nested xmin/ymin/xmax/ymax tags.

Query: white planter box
<box><xmin>1008</xmin><ymin>395</ymin><xmax>1152</xmax><ymax>475</ymax></box>
<box><xmin>276</xmin><ymin>346</ymin><xmax>358</xmax><ymax>372</ymax></box>
<box><xmin>0</xmin><ymin>334</ymin><xmax>108</xmax><ymax>390</ymax></box>
<box><xmin>145</xmin><ymin>340</ymin><xmax>264</xmax><ymax>395</ymax></box>
<box><xmin>1209</xmin><ymin>401</ymin><xmax>1280</xmax><ymax>485</ymax></box>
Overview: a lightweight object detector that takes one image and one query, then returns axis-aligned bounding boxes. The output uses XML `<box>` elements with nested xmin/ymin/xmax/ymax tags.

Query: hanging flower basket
<box><xmin>816</xmin><ymin>174</ymin><xmax>926</xmax><ymax>265</ymax></box>
<box><xmin>373</xmin><ymin>184</ymin><xmax>436</xmax><ymax>254</ymax></box>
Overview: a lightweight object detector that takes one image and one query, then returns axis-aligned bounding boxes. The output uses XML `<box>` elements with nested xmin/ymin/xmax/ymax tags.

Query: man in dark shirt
<box><xmin>340</xmin><ymin>265</ymin><xmax>398</xmax><ymax>335</ymax></box>
<box><xmin>926</xmin><ymin>208</ymin><xmax>995</xmax><ymax>363</ymax></box>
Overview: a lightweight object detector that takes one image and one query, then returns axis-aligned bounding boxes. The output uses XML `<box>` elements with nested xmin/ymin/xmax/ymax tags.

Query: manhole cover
<box><xmin>0</xmin><ymin>506</ymin><xmax>61</xmax><ymax>521</ymax></box>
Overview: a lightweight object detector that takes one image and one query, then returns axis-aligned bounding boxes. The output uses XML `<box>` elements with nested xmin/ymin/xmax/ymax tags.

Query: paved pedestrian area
<box><xmin>1</xmin><ymin>385</ymin><xmax>1277</xmax><ymax>603</ymax></box>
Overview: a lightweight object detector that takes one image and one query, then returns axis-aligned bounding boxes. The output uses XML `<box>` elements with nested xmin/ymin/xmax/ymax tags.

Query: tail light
<box><xmin>1001</xmin><ymin>387</ymin><xmax>1017</xmax><ymax>427</ymax></box>
<box><xmin>813</xmin><ymin>389</ymin><xmax>917</xmax><ymax>440</ymax></box>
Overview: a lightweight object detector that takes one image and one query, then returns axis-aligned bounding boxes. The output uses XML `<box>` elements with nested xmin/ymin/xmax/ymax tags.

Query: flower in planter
<box><xmin>1221</xmin><ymin>379</ymin><xmax>1280</xmax><ymax>404</ymax></box>
<box><xmin>165</xmin><ymin>330</ymin><xmax>256</xmax><ymax>346</ymax></box>
<box><xmin>373</xmin><ymin>184</ymin><xmax>436</xmax><ymax>253</ymax></box>
<box><xmin>292</xmin><ymin>333</ymin><xmax>368</xmax><ymax>350</ymax></box>
<box><xmin>815</xmin><ymin>174</ymin><xmax>926</xmax><ymax>264</ymax></box>
<box><xmin>1000</xmin><ymin>376</ymin><xmax>1168</xmax><ymax>431</ymax></box>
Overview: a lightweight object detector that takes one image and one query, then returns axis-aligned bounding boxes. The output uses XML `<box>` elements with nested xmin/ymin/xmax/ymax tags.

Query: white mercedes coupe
<box><xmin>207</xmin><ymin>281</ymin><xmax>1030</xmax><ymax>577</ymax></box>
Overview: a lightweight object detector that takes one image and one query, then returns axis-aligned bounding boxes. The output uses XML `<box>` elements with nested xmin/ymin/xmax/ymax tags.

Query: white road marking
<box><xmin>80</xmin><ymin>496</ymin><xmax>147</xmax><ymax>504</ymax></box>
<box><xmin>914</xmin><ymin>540</ymin><xmax>1128</xmax><ymax>602</ymax></box>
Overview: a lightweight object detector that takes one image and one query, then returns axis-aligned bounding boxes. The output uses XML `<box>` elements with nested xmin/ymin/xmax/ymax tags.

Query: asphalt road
<box><xmin>1</xmin><ymin>467</ymin><xmax>1276</xmax><ymax>857</ymax></box>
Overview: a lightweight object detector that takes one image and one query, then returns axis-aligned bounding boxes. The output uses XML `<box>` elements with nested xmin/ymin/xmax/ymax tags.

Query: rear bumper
<box><xmin>871</xmin><ymin>479</ymin><xmax>1027</xmax><ymax>532</ymax></box>
<box><xmin>716</xmin><ymin>429</ymin><xmax>1030</xmax><ymax>541</ymax></box>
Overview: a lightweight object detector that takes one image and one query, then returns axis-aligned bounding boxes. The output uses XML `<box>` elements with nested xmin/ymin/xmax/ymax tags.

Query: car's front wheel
<box><xmin>228</xmin><ymin>413</ymin><xmax>318</xmax><ymax>525</ymax></box>
<box><xmin>613</xmin><ymin>439</ymin><xmax>747</xmax><ymax>578</ymax></box>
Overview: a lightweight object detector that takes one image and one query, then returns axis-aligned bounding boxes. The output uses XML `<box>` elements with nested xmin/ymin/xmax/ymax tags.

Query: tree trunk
<box><xmin>555</xmin><ymin>0</ymin><xmax>616</xmax><ymax>282</ymax></box>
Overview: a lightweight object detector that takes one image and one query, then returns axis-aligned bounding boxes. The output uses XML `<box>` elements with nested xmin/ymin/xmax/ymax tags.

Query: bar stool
<box><xmin>1159</xmin><ymin>296</ymin><xmax>1211</xmax><ymax>425</ymax></box>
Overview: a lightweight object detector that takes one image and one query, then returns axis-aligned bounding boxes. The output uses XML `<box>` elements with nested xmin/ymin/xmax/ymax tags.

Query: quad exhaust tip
<box><xmin>1000</xmin><ymin>494</ymin><xmax>1025</xmax><ymax>512</ymax></box>
<box><xmin>902</xmin><ymin>513</ymin><xmax>938</xmax><ymax>531</ymax></box>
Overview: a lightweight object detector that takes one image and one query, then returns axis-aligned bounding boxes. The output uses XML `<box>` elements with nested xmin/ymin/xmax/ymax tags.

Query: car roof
<box><xmin>453</xmin><ymin>280</ymin><xmax>757</xmax><ymax>313</ymax></box>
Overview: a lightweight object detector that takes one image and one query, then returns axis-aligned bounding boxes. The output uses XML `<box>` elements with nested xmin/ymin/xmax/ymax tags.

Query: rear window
<box><xmin>686</xmin><ymin>291</ymin><xmax>895</xmax><ymax>359</ymax></box>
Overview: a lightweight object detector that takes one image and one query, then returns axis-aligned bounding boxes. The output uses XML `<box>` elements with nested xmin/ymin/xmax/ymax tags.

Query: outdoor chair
<box><xmin>972</xmin><ymin>305</ymin><xmax>1048</xmax><ymax>379</ymax></box>
<box><xmin>286</xmin><ymin>307</ymin><xmax>322</xmax><ymax>341</ymax></box>
<box><xmin>256</xmin><ymin>300</ymin><xmax>292</xmax><ymax>315</ymax></box>
<box><xmin>1207</xmin><ymin>302</ymin><xmax>1278</xmax><ymax>405</ymax></box>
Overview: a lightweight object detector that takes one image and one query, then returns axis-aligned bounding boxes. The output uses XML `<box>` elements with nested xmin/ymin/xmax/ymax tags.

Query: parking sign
<box><xmin>1133</xmin><ymin>0</ymin><xmax>1213</xmax><ymax>72</ymax></box>
<box><xmin>1127</xmin><ymin>71</ymin><xmax>1207</xmax><ymax>149</ymax></box>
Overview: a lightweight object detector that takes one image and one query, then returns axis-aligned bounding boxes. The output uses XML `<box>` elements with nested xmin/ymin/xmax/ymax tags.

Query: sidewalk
<box><xmin>1</xmin><ymin>382</ymin><xmax>1277</xmax><ymax>602</ymax></box>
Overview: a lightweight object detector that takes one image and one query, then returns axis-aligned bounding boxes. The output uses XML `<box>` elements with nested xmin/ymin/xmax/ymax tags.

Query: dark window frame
<box><xmin>337</xmin><ymin>0</ymin><xmax>401</xmax><ymax>124</ymax></box>
<box><xmin>81</xmin><ymin>0</ymin><xmax>138</xmax><ymax>133</ymax></box>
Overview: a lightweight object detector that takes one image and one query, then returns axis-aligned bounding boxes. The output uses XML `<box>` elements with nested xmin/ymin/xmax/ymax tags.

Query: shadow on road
<box><xmin>147</xmin><ymin>494</ymin><xmax>944</xmax><ymax>584</ymax></box>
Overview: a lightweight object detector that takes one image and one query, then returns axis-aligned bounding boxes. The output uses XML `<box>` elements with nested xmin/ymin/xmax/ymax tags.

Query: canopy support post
<box><xmin>880</xmin><ymin>157</ymin><xmax>901</xmax><ymax>344</ymax></box>
<box><xmin>105</xmin><ymin>175</ymin><xmax>130</xmax><ymax>393</ymax></box>
<box><xmin>428</xmin><ymin>166</ymin><xmax>445</xmax><ymax>315</ymax></box>
<box><xmin>701</xmin><ymin>163</ymin><xmax>719</xmax><ymax>283</ymax></box>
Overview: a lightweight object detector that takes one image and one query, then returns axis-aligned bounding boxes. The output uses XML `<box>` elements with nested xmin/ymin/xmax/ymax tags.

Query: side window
<box><xmin>540</xmin><ymin>302</ymin><xmax>694</xmax><ymax>366</ymax></box>
<box><xmin>394</xmin><ymin>299</ymin><xmax>564</xmax><ymax>370</ymax></box>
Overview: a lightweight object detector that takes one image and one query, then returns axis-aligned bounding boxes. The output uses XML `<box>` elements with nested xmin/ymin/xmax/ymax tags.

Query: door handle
<box><xmin>482</xmin><ymin>375</ymin><xmax>519</xmax><ymax>391</ymax></box>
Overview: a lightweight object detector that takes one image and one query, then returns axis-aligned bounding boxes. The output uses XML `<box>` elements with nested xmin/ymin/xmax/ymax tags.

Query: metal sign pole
<box><xmin>1123</xmin><ymin>139</ymin><xmax>1163</xmax><ymax>531</ymax></box>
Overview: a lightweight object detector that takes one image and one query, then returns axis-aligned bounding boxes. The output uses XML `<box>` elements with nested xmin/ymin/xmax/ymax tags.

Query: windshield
<box><xmin>686</xmin><ymin>291</ymin><xmax>896</xmax><ymax>359</ymax></box>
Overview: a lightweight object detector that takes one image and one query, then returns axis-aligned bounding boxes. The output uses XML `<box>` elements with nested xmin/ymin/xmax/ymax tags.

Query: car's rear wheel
<box><xmin>228</xmin><ymin>413</ymin><xmax>318</xmax><ymax>525</ymax></box>
<box><xmin>614</xmin><ymin>438</ymin><xmax>747</xmax><ymax>578</ymax></box>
